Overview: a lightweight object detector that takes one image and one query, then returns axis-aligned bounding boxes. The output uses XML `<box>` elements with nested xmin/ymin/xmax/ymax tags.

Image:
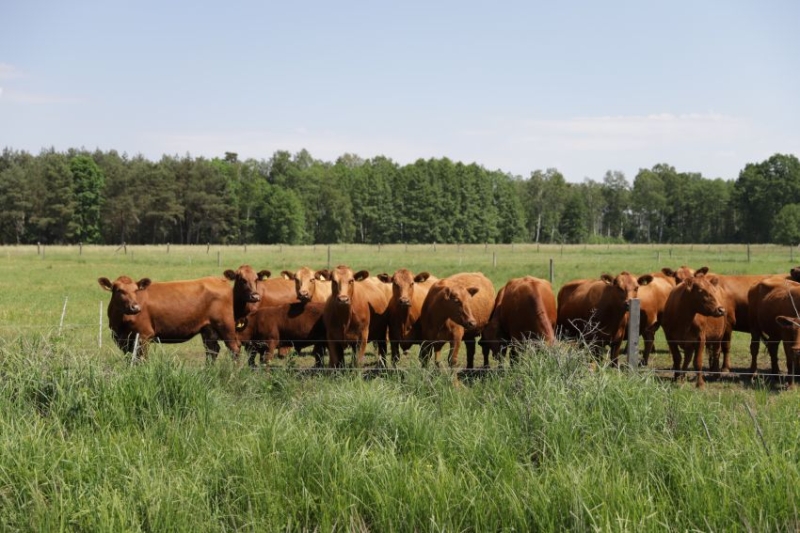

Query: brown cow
<box><xmin>319</xmin><ymin>265</ymin><xmax>391</xmax><ymax>367</ymax></box>
<box><xmin>660</xmin><ymin>266</ymin><xmax>697</xmax><ymax>284</ymax></box>
<box><xmin>376</xmin><ymin>269</ymin><xmax>438</xmax><ymax>364</ymax></box>
<box><xmin>98</xmin><ymin>275</ymin><xmax>240</xmax><ymax>360</ymax></box>
<box><xmin>635</xmin><ymin>272</ymin><xmax>677</xmax><ymax>366</ymax></box>
<box><xmin>747</xmin><ymin>276</ymin><xmax>800</xmax><ymax>385</ymax></box>
<box><xmin>281</xmin><ymin>267</ymin><xmax>332</xmax><ymax>303</ymax></box>
<box><xmin>223</xmin><ymin>265</ymin><xmax>298</xmax><ymax>322</ymax></box>
<box><xmin>417</xmin><ymin>272</ymin><xmax>496</xmax><ymax>369</ymax></box>
<box><xmin>661</xmin><ymin>272</ymin><xmax>729</xmax><ymax>387</ymax></box>
<box><xmin>557</xmin><ymin>271</ymin><xmax>652</xmax><ymax>366</ymax></box>
<box><xmin>236</xmin><ymin>301</ymin><xmax>327</xmax><ymax>368</ymax></box>
<box><xmin>479</xmin><ymin>276</ymin><xmax>556</xmax><ymax>364</ymax></box>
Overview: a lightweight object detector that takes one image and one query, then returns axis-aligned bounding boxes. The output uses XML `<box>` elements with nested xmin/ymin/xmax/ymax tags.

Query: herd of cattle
<box><xmin>96</xmin><ymin>264</ymin><xmax>800</xmax><ymax>387</ymax></box>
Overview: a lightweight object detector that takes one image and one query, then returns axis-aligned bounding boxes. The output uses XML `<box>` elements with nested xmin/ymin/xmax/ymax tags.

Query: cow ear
<box><xmin>637</xmin><ymin>274</ymin><xmax>653</xmax><ymax>286</ymax></box>
<box><xmin>354</xmin><ymin>270</ymin><xmax>370</xmax><ymax>281</ymax></box>
<box><xmin>137</xmin><ymin>278</ymin><xmax>152</xmax><ymax>291</ymax></box>
<box><xmin>257</xmin><ymin>270</ymin><xmax>271</xmax><ymax>280</ymax></box>
<box><xmin>776</xmin><ymin>315</ymin><xmax>800</xmax><ymax>329</ymax></box>
<box><xmin>414</xmin><ymin>272</ymin><xmax>431</xmax><ymax>283</ymax></box>
<box><xmin>377</xmin><ymin>273</ymin><xmax>391</xmax><ymax>284</ymax></box>
<box><xmin>467</xmin><ymin>287</ymin><xmax>480</xmax><ymax>297</ymax></box>
<box><xmin>98</xmin><ymin>277</ymin><xmax>113</xmax><ymax>291</ymax></box>
<box><xmin>442</xmin><ymin>286</ymin><xmax>452</xmax><ymax>299</ymax></box>
<box><xmin>709</xmin><ymin>276</ymin><xmax>720</xmax><ymax>286</ymax></box>
<box><xmin>280</xmin><ymin>270</ymin><xmax>294</xmax><ymax>280</ymax></box>
<box><xmin>695</xmin><ymin>266</ymin><xmax>710</xmax><ymax>276</ymax></box>
<box><xmin>600</xmin><ymin>274</ymin><xmax>613</xmax><ymax>285</ymax></box>
<box><xmin>223</xmin><ymin>269</ymin><xmax>236</xmax><ymax>281</ymax></box>
<box><xmin>661</xmin><ymin>267</ymin><xmax>676</xmax><ymax>278</ymax></box>
<box><xmin>790</xmin><ymin>267</ymin><xmax>800</xmax><ymax>282</ymax></box>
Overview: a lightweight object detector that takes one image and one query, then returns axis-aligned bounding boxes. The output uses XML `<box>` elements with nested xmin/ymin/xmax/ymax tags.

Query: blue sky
<box><xmin>2</xmin><ymin>1</ymin><xmax>798</xmax><ymax>181</ymax></box>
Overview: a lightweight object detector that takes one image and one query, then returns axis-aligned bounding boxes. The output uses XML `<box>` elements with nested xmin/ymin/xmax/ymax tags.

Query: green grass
<box><xmin>1</xmin><ymin>244</ymin><xmax>799</xmax><ymax>530</ymax></box>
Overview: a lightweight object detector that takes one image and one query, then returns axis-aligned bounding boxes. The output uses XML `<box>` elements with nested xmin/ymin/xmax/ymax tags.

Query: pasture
<box><xmin>1</xmin><ymin>243</ymin><xmax>799</xmax><ymax>531</ymax></box>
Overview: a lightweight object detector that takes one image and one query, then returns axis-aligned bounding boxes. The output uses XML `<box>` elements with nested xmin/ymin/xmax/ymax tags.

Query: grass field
<box><xmin>1</xmin><ymin>244</ymin><xmax>799</xmax><ymax>531</ymax></box>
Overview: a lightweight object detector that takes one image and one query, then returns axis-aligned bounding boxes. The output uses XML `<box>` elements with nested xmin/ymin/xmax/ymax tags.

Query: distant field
<box><xmin>2</xmin><ymin>244</ymin><xmax>800</xmax><ymax>531</ymax></box>
<box><xmin>0</xmin><ymin>242</ymin><xmax>796</xmax><ymax>376</ymax></box>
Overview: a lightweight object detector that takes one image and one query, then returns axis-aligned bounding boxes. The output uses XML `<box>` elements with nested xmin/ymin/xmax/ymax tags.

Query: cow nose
<box><xmin>336</xmin><ymin>295</ymin><xmax>350</xmax><ymax>305</ymax></box>
<box><xmin>128</xmin><ymin>304</ymin><xmax>141</xmax><ymax>314</ymax></box>
<box><xmin>249</xmin><ymin>293</ymin><xmax>261</xmax><ymax>303</ymax></box>
<box><xmin>299</xmin><ymin>291</ymin><xmax>311</xmax><ymax>301</ymax></box>
<box><xmin>399</xmin><ymin>297</ymin><xmax>411</xmax><ymax>307</ymax></box>
<box><xmin>715</xmin><ymin>307</ymin><xmax>726</xmax><ymax>317</ymax></box>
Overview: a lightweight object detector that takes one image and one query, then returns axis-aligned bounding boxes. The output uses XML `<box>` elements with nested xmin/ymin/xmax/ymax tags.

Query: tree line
<box><xmin>1</xmin><ymin>147</ymin><xmax>799</xmax><ymax>246</ymax></box>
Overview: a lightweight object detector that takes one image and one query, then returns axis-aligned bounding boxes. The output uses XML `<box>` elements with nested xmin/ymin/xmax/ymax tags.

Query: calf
<box><xmin>377</xmin><ymin>269</ymin><xmax>438</xmax><ymax>364</ymax></box>
<box><xmin>236</xmin><ymin>301</ymin><xmax>327</xmax><ymax>368</ymax></box>
<box><xmin>479</xmin><ymin>276</ymin><xmax>556</xmax><ymax>365</ymax></box>
<box><xmin>320</xmin><ymin>265</ymin><xmax>391</xmax><ymax>367</ymax></box>
<box><xmin>98</xmin><ymin>275</ymin><xmax>240</xmax><ymax>360</ymax></box>
<box><xmin>417</xmin><ymin>272</ymin><xmax>496</xmax><ymax>369</ymax></box>
<box><xmin>662</xmin><ymin>272</ymin><xmax>729</xmax><ymax>387</ymax></box>
<box><xmin>557</xmin><ymin>271</ymin><xmax>652</xmax><ymax>366</ymax></box>
<box><xmin>635</xmin><ymin>272</ymin><xmax>677</xmax><ymax>366</ymax></box>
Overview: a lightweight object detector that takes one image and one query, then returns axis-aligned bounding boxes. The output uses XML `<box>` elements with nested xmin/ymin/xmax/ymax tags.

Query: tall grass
<box><xmin>1</xmin><ymin>334</ymin><xmax>798</xmax><ymax>531</ymax></box>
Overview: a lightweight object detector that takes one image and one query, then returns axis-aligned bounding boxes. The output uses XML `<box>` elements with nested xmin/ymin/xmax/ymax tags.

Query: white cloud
<box><xmin>0</xmin><ymin>63</ymin><xmax>24</xmax><ymax>80</ymax></box>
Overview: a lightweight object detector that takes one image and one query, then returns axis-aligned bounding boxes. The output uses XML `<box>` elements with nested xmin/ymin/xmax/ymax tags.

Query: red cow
<box><xmin>377</xmin><ymin>269</ymin><xmax>438</xmax><ymax>364</ymax></box>
<box><xmin>747</xmin><ymin>276</ymin><xmax>800</xmax><ymax>385</ymax></box>
<box><xmin>236</xmin><ymin>301</ymin><xmax>327</xmax><ymax>368</ymax></box>
<box><xmin>417</xmin><ymin>272</ymin><xmax>496</xmax><ymax>369</ymax></box>
<box><xmin>662</xmin><ymin>272</ymin><xmax>729</xmax><ymax>387</ymax></box>
<box><xmin>660</xmin><ymin>266</ymin><xmax>698</xmax><ymax>284</ymax></box>
<box><xmin>98</xmin><ymin>275</ymin><xmax>240</xmax><ymax>360</ymax></box>
<box><xmin>479</xmin><ymin>276</ymin><xmax>556</xmax><ymax>364</ymax></box>
<box><xmin>319</xmin><ymin>266</ymin><xmax>391</xmax><ymax>367</ymax></box>
<box><xmin>557</xmin><ymin>272</ymin><xmax>652</xmax><ymax>366</ymax></box>
<box><xmin>223</xmin><ymin>265</ymin><xmax>298</xmax><ymax>322</ymax></box>
<box><xmin>281</xmin><ymin>267</ymin><xmax>332</xmax><ymax>303</ymax></box>
<box><xmin>635</xmin><ymin>272</ymin><xmax>677</xmax><ymax>366</ymax></box>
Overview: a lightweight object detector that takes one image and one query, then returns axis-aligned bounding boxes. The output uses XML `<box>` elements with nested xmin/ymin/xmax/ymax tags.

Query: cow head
<box><xmin>282</xmin><ymin>266</ymin><xmax>325</xmax><ymax>302</ymax></box>
<box><xmin>790</xmin><ymin>267</ymin><xmax>800</xmax><ymax>283</ymax></box>
<box><xmin>441</xmin><ymin>284</ymin><xmax>480</xmax><ymax>329</ymax></box>
<box><xmin>98</xmin><ymin>275</ymin><xmax>151</xmax><ymax>315</ymax></box>
<box><xmin>325</xmin><ymin>265</ymin><xmax>368</xmax><ymax>306</ymax></box>
<box><xmin>662</xmin><ymin>266</ymin><xmax>706</xmax><ymax>285</ymax></box>
<box><xmin>684</xmin><ymin>273</ymin><xmax>726</xmax><ymax>317</ymax></box>
<box><xmin>601</xmin><ymin>271</ymin><xmax>645</xmax><ymax>310</ymax></box>
<box><xmin>378</xmin><ymin>269</ymin><xmax>431</xmax><ymax>308</ymax></box>
<box><xmin>224</xmin><ymin>265</ymin><xmax>270</xmax><ymax>303</ymax></box>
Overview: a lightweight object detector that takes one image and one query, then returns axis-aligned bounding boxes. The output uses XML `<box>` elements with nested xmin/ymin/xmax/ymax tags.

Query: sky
<box><xmin>1</xmin><ymin>1</ymin><xmax>799</xmax><ymax>182</ymax></box>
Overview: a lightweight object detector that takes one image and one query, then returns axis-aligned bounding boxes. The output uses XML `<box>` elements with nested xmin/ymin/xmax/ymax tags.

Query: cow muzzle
<box><xmin>712</xmin><ymin>307</ymin><xmax>726</xmax><ymax>317</ymax></box>
<box><xmin>298</xmin><ymin>292</ymin><xmax>311</xmax><ymax>302</ymax></box>
<box><xmin>248</xmin><ymin>293</ymin><xmax>261</xmax><ymax>303</ymax></box>
<box><xmin>336</xmin><ymin>296</ymin><xmax>351</xmax><ymax>305</ymax></box>
<box><xmin>125</xmin><ymin>305</ymin><xmax>141</xmax><ymax>315</ymax></box>
<box><xmin>399</xmin><ymin>297</ymin><xmax>412</xmax><ymax>307</ymax></box>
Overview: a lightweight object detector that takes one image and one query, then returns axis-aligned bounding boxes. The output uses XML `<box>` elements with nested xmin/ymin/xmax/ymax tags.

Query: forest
<box><xmin>0</xmin><ymin>147</ymin><xmax>799</xmax><ymax>246</ymax></box>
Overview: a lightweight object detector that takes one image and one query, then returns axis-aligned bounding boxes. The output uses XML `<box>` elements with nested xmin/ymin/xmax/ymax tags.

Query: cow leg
<box><xmin>641</xmin><ymin>329</ymin><xmax>656</xmax><ymax>367</ymax></box>
<box><xmin>767</xmin><ymin>340</ymin><xmax>781</xmax><ymax>376</ymax></box>
<box><xmin>694</xmin><ymin>340</ymin><xmax>706</xmax><ymax>388</ymax></box>
<box><xmin>449</xmin><ymin>335</ymin><xmax>463</xmax><ymax>368</ymax></box>
<box><xmin>721</xmin><ymin>333</ymin><xmax>732</xmax><ymax>373</ymax></box>
<box><xmin>313</xmin><ymin>342</ymin><xmax>325</xmax><ymax>368</ymax></box>
<box><xmin>327</xmin><ymin>338</ymin><xmax>344</xmax><ymax>368</ymax></box>
<box><xmin>465</xmin><ymin>337</ymin><xmax>477</xmax><ymax>369</ymax></box>
<box><xmin>355</xmin><ymin>333</ymin><xmax>369</xmax><ymax>368</ymax></box>
<box><xmin>609</xmin><ymin>341</ymin><xmax>622</xmax><ymax>368</ymax></box>
<box><xmin>749</xmin><ymin>332</ymin><xmax>762</xmax><ymax>374</ymax></box>
<box><xmin>669</xmin><ymin>342</ymin><xmax>683</xmax><ymax>382</ymax></box>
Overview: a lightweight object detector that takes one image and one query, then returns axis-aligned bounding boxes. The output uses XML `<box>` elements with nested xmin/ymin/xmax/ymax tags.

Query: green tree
<box><xmin>256</xmin><ymin>184</ymin><xmax>306</xmax><ymax>244</ymax></box>
<box><xmin>559</xmin><ymin>189</ymin><xmax>588</xmax><ymax>244</ymax></box>
<box><xmin>772</xmin><ymin>204</ymin><xmax>800</xmax><ymax>245</ymax></box>
<box><xmin>29</xmin><ymin>149</ymin><xmax>77</xmax><ymax>243</ymax></box>
<box><xmin>69</xmin><ymin>154</ymin><xmax>106</xmax><ymax>243</ymax></box>
<box><xmin>0</xmin><ymin>163</ymin><xmax>34</xmax><ymax>243</ymax></box>
<box><xmin>601</xmin><ymin>170</ymin><xmax>630</xmax><ymax>239</ymax></box>
<box><xmin>524</xmin><ymin>169</ymin><xmax>568</xmax><ymax>243</ymax></box>
<box><xmin>733</xmin><ymin>153</ymin><xmax>800</xmax><ymax>243</ymax></box>
<box><xmin>631</xmin><ymin>167</ymin><xmax>667</xmax><ymax>243</ymax></box>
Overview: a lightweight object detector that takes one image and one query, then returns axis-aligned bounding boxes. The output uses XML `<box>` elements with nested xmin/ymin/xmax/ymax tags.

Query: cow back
<box><xmin>497</xmin><ymin>276</ymin><xmax>556</xmax><ymax>344</ymax></box>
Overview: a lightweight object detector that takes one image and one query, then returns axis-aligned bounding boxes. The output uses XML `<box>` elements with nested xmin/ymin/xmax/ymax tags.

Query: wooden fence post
<box><xmin>627</xmin><ymin>298</ymin><xmax>641</xmax><ymax>368</ymax></box>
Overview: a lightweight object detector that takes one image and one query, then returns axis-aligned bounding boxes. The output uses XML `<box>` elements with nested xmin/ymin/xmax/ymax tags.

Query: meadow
<box><xmin>0</xmin><ymin>243</ymin><xmax>799</xmax><ymax>531</ymax></box>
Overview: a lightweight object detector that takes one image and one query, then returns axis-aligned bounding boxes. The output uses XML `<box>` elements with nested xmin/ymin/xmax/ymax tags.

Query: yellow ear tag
<box><xmin>235</xmin><ymin>319</ymin><xmax>247</xmax><ymax>332</ymax></box>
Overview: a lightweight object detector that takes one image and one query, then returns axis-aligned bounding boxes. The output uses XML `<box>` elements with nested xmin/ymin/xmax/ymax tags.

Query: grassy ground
<box><xmin>0</xmin><ymin>244</ymin><xmax>798</xmax><ymax>530</ymax></box>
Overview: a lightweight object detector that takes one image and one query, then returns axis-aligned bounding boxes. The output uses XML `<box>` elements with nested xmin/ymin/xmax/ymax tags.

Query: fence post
<box><xmin>627</xmin><ymin>298</ymin><xmax>641</xmax><ymax>368</ymax></box>
<box><xmin>217</xmin><ymin>251</ymin><xmax>221</xmax><ymax>267</ymax></box>
<box><xmin>492</xmin><ymin>252</ymin><xmax>497</xmax><ymax>268</ymax></box>
<box><xmin>327</xmin><ymin>245</ymin><xmax>331</xmax><ymax>270</ymax></box>
<box><xmin>131</xmin><ymin>333</ymin><xmax>140</xmax><ymax>365</ymax></box>
<box><xmin>549</xmin><ymin>258</ymin><xmax>554</xmax><ymax>285</ymax></box>
<box><xmin>747</xmin><ymin>243</ymin><xmax>751</xmax><ymax>263</ymax></box>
